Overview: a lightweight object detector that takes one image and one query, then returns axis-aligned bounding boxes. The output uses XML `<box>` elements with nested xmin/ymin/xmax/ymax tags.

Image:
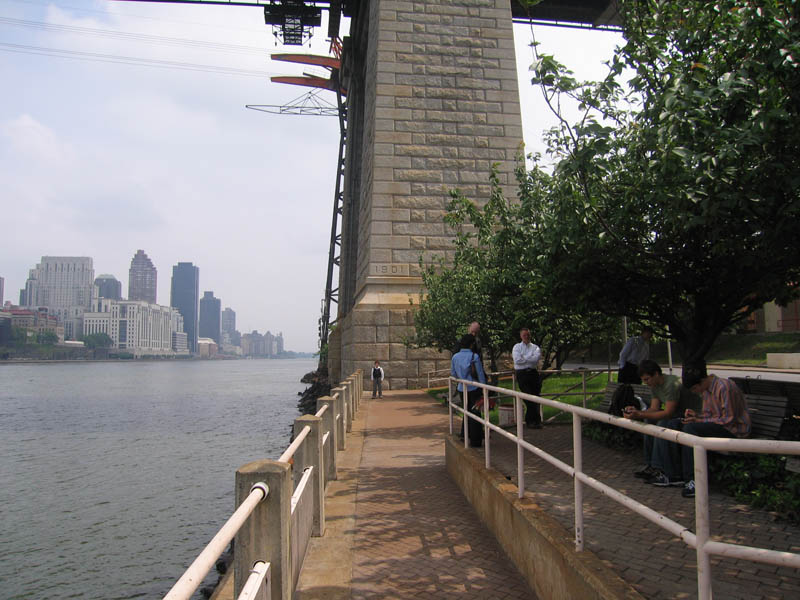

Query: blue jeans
<box><xmin>643</xmin><ymin>418</ymin><xmax>671</xmax><ymax>466</ymax></box>
<box><xmin>653</xmin><ymin>419</ymin><xmax>732</xmax><ymax>481</ymax></box>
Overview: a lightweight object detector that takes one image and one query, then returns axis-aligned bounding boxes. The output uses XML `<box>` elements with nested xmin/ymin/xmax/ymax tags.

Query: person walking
<box><xmin>512</xmin><ymin>327</ymin><xmax>543</xmax><ymax>428</ymax></box>
<box><xmin>451</xmin><ymin>334</ymin><xmax>487</xmax><ymax>447</ymax></box>
<box><xmin>371</xmin><ymin>360</ymin><xmax>384</xmax><ymax>398</ymax></box>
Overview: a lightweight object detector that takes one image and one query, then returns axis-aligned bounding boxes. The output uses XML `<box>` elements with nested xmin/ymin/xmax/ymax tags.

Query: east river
<box><xmin>0</xmin><ymin>358</ymin><xmax>317</xmax><ymax>599</ymax></box>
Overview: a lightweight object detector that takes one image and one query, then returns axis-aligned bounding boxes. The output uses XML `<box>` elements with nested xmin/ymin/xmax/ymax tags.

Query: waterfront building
<box><xmin>128</xmin><ymin>250</ymin><xmax>157</xmax><ymax>304</ymax></box>
<box><xmin>264</xmin><ymin>330</ymin><xmax>275</xmax><ymax>357</ymax></box>
<box><xmin>221</xmin><ymin>307</ymin><xmax>236</xmax><ymax>339</ymax></box>
<box><xmin>22</xmin><ymin>256</ymin><xmax>94</xmax><ymax>339</ymax></box>
<box><xmin>276</xmin><ymin>331</ymin><xmax>284</xmax><ymax>355</ymax></box>
<box><xmin>170</xmin><ymin>262</ymin><xmax>199</xmax><ymax>353</ymax></box>
<box><xmin>0</xmin><ymin>275</ymin><xmax>4</xmax><ymax>305</ymax></box>
<box><xmin>5</xmin><ymin>307</ymin><xmax>64</xmax><ymax>342</ymax></box>
<box><xmin>197</xmin><ymin>337</ymin><xmax>218</xmax><ymax>358</ymax></box>
<box><xmin>199</xmin><ymin>291</ymin><xmax>221</xmax><ymax>345</ymax></box>
<box><xmin>82</xmin><ymin>298</ymin><xmax>186</xmax><ymax>356</ymax></box>
<box><xmin>94</xmin><ymin>274</ymin><xmax>122</xmax><ymax>300</ymax></box>
<box><xmin>241</xmin><ymin>330</ymin><xmax>264</xmax><ymax>357</ymax></box>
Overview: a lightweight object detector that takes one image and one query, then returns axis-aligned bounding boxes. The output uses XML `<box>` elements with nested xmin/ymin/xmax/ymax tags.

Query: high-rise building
<box><xmin>23</xmin><ymin>256</ymin><xmax>94</xmax><ymax>339</ymax></box>
<box><xmin>128</xmin><ymin>250</ymin><xmax>157</xmax><ymax>304</ymax></box>
<box><xmin>170</xmin><ymin>262</ymin><xmax>199</xmax><ymax>353</ymax></box>
<box><xmin>199</xmin><ymin>291</ymin><xmax>221</xmax><ymax>345</ymax></box>
<box><xmin>0</xmin><ymin>276</ymin><xmax>4</xmax><ymax>306</ymax></box>
<box><xmin>276</xmin><ymin>332</ymin><xmax>284</xmax><ymax>355</ymax></box>
<box><xmin>221</xmin><ymin>307</ymin><xmax>236</xmax><ymax>338</ymax></box>
<box><xmin>95</xmin><ymin>274</ymin><xmax>122</xmax><ymax>300</ymax></box>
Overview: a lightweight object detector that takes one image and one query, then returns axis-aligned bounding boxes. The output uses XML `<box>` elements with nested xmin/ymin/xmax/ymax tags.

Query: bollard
<box><xmin>330</xmin><ymin>388</ymin><xmax>346</xmax><ymax>450</ymax></box>
<box><xmin>235</xmin><ymin>460</ymin><xmax>291</xmax><ymax>600</ymax></box>
<box><xmin>316</xmin><ymin>396</ymin><xmax>338</xmax><ymax>483</ymax></box>
<box><xmin>293</xmin><ymin>415</ymin><xmax>325</xmax><ymax>537</ymax></box>
<box><xmin>348</xmin><ymin>375</ymin><xmax>358</xmax><ymax>413</ymax></box>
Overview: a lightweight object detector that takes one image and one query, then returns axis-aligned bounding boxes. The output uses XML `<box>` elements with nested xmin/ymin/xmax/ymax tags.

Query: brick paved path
<box><xmin>485</xmin><ymin>420</ymin><xmax>800</xmax><ymax>600</ymax></box>
<box><xmin>296</xmin><ymin>391</ymin><xmax>535</xmax><ymax>599</ymax></box>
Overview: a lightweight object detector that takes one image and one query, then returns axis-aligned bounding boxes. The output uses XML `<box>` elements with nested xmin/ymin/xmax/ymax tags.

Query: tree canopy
<box><xmin>526</xmin><ymin>0</ymin><xmax>800</xmax><ymax>364</ymax></box>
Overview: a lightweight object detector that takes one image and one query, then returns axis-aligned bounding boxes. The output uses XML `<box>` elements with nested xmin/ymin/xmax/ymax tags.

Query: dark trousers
<box><xmin>516</xmin><ymin>368</ymin><xmax>542</xmax><ymax>425</ymax></box>
<box><xmin>618</xmin><ymin>362</ymin><xmax>641</xmax><ymax>384</ymax></box>
<box><xmin>459</xmin><ymin>388</ymin><xmax>484</xmax><ymax>447</ymax></box>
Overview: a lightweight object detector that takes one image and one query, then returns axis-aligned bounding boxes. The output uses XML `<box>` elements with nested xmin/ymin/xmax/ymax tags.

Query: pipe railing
<box><xmin>448</xmin><ymin>376</ymin><xmax>800</xmax><ymax>600</ymax></box>
<box><xmin>163</xmin><ymin>370</ymin><xmax>364</xmax><ymax>600</ymax></box>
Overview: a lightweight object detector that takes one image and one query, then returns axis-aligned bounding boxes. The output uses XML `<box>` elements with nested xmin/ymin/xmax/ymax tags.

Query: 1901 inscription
<box><xmin>372</xmin><ymin>263</ymin><xmax>409</xmax><ymax>276</ymax></box>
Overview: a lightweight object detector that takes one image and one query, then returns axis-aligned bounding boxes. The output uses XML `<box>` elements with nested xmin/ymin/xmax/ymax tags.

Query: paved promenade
<box><xmin>488</xmin><ymin>421</ymin><xmax>800</xmax><ymax>599</ymax></box>
<box><xmin>295</xmin><ymin>390</ymin><xmax>535</xmax><ymax>599</ymax></box>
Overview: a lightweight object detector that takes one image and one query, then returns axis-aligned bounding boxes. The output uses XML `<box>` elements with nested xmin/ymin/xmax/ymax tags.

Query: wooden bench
<box><xmin>744</xmin><ymin>394</ymin><xmax>790</xmax><ymax>439</ymax></box>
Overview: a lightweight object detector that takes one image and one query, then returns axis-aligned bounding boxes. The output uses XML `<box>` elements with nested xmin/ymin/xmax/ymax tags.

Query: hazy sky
<box><xmin>0</xmin><ymin>0</ymin><xmax>622</xmax><ymax>352</ymax></box>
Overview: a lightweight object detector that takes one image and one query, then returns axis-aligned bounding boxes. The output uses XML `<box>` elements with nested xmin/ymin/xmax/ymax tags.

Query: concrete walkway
<box><xmin>295</xmin><ymin>390</ymin><xmax>535</xmax><ymax>599</ymax></box>
<box><xmin>487</xmin><ymin>420</ymin><xmax>800</xmax><ymax>599</ymax></box>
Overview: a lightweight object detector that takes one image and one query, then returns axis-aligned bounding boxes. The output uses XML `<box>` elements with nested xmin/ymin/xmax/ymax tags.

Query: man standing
<box><xmin>451</xmin><ymin>334</ymin><xmax>487</xmax><ymax>447</ymax></box>
<box><xmin>618</xmin><ymin>326</ymin><xmax>653</xmax><ymax>384</ymax></box>
<box><xmin>512</xmin><ymin>328</ymin><xmax>543</xmax><ymax>428</ymax></box>
<box><xmin>371</xmin><ymin>360</ymin><xmax>384</xmax><ymax>399</ymax></box>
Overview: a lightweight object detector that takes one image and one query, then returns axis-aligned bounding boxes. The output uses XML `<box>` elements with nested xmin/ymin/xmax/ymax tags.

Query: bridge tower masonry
<box><xmin>330</xmin><ymin>0</ymin><xmax>524</xmax><ymax>389</ymax></box>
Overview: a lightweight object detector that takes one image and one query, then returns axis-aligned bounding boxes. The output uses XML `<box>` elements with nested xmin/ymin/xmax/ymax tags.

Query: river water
<box><xmin>0</xmin><ymin>358</ymin><xmax>317</xmax><ymax>599</ymax></box>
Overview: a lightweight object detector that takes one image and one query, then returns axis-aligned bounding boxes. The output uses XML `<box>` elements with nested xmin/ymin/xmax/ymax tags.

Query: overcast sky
<box><xmin>0</xmin><ymin>0</ymin><xmax>622</xmax><ymax>352</ymax></box>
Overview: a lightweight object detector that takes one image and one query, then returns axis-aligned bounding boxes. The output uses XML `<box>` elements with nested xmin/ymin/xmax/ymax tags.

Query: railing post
<box><xmin>331</xmin><ymin>387</ymin><xmax>346</xmax><ymax>450</ymax></box>
<box><xmin>572</xmin><ymin>415</ymin><xmax>584</xmax><ymax>551</ymax></box>
<box><xmin>483</xmin><ymin>386</ymin><xmax>490</xmax><ymax>469</ymax></box>
<box><xmin>343</xmin><ymin>380</ymin><xmax>353</xmax><ymax>432</ymax></box>
<box><xmin>294</xmin><ymin>415</ymin><xmax>325</xmax><ymax>537</ymax></box>
<box><xmin>462</xmin><ymin>386</ymin><xmax>469</xmax><ymax>448</ymax></box>
<box><xmin>694</xmin><ymin>445</ymin><xmax>712</xmax><ymax>600</ymax></box>
<box><xmin>516</xmin><ymin>395</ymin><xmax>524</xmax><ymax>499</ymax></box>
<box><xmin>235</xmin><ymin>460</ymin><xmax>291</xmax><ymax>600</ymax></box>
<box><xmin>581</xmin><ymin>371</ymin><xmax>587</xmax><ymax>408</ymax></box>
<box><xmin>349</xmin><ymin>374</ymin><xmax>360</xmax><ymax>413</ymax></box>
<box><xmin>448</xmin><ymin>378</ymin><xmax>453</xmax><ymax>435</ymax></box>
<box><xmin>316</xmin><ymin>396</ymin><xmax>338</xmax><ymax>483</ymax></box>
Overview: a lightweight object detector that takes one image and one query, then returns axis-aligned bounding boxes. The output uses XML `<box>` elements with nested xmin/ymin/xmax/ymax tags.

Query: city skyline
<box><xmin>0</xmin><ymin>2</ymin><xmax>623</xmax><ymax>353</ymax></box>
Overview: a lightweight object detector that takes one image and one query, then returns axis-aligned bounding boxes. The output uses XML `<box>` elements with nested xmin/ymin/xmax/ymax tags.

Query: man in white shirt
<box><xmin>512</xmin><ymin>328</ymin><xmax>543</xmax><ymax>428</ymax></box>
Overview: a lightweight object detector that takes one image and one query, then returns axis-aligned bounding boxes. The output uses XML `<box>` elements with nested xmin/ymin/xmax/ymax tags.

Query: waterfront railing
<box><xmin>162</xmin><ymin>370</ymin><xmax>363</xmax><ymax>600</ymax></box>
<box><xmin>448</xmin><ymin>376</ymin><xmax>800</xmax><ymax>600</ymax></box>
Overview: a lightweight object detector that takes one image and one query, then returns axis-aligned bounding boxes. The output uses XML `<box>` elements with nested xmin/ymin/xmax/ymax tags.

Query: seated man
<box><xmin>623</xmin><ymin>360</ymin><xmax>687</xmax><ymax>482</ymax></box>
<box><xmin>652</xmin><ymin>360</ymin><xmax>751</xmax><ymax>498</ymax></box>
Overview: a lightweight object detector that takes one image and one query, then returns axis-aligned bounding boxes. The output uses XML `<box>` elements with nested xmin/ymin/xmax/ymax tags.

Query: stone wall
<box><xmin>336</xmin><ymin>0</ymin><xmax>524</xmax><ymax>389</ymax></box>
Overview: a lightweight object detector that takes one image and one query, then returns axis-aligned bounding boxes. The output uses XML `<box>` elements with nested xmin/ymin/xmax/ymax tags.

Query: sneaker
<box><xmin>646</xmin><ymin>472</ymin><xmax>684</xmax><ymax>487</ymax></box>
<box><xmin>634</xmin><ymin>465</ymin><xmax>659</xmax><ymax>479</ymax></box>
<box><xmin>682</xmin><ymin>480</ymin><xmax>696</xmax><ymax>498</ymax></box>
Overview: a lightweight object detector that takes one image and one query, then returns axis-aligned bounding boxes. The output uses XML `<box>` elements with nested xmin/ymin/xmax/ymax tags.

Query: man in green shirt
<box><xmin>623</xmin><ymin>359</ymin><xmax>695</xmax><ymax>484</ymax></box>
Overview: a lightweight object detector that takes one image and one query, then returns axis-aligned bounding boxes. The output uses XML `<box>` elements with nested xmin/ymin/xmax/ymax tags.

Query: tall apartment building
<box><xmin>22</xmin><ymin>256</ymin><xmax>94</xmax><ymax>339</ymax></box>
<box><xmin>221</xmin><ymin>307</ymin><xmax>236</xmax><ymax>338</ymax></box>
<box><xmin>128</xmin><ymin>249</ymin><xmax>157</xmax><ymax>304</ymax></box>
<box><xmin>199</xmin><ymin>291</ymin><xmax>221</xmax><ymax>345</ymax></box>
<box><xmin>94</xmin><ymin>274</ymin><xmax>122</xmax><ymax>300</ymax></box>
<box><xmin>276</xmin><ymin>332</ymin><xmax>284</xmax><ymax>355</ymax></box>
<box><xmin>82</xmin><ymin>298</ymin><xmax>185</xmax><ymax>356</ymax></box>
<box><xmin>170</xmin><ymin>262</ymin><xmax>199</xmax><ymax>353</ymax></box>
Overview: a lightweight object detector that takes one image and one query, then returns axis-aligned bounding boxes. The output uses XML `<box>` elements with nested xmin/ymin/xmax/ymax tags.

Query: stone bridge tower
<box><xmin>326</xmin><ymin>0</ymin><xmax>619</xmax><ymax>389</ymax></box>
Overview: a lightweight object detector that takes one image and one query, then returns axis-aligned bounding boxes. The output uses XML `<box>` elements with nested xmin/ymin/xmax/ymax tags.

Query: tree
<box><xmin>411</xmin><ymin>169</ymin><xmax>617</xmax><ymax>374</ymax></box>
<box><xmin>81</xmin><ymin>332</ymin><xmax>113</xmax><ymax>349</ymax></box>
<box><xmin>36</xmin><ymin>331</ymin><xmax>58</xmax><ymax>345</ymax></box>
<box><xmin>526</xmin><ymin>0</ymin><xmax>800</xmax><ymax>365</ymax></box>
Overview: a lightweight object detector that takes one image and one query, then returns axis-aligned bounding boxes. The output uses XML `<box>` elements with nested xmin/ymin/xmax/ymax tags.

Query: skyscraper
<box><xmin>199</xmin><ymin>291</ymin><xmax>221</xmax><ymax>345</ymax></box>
<box><xmin>94</xmin><ymin>274</ymin><xmax>122</xmax><ymax>300</ymax></box>
<box><xmin>23</xmin><ymin>256</ymin><xmax>94</xmax><ymax>339</ymax></box>
<box><xmin>128</xmin><ymin>250</ymin><xmax>157</xmax><ymax>304</ymax></box>
<box><xmin>0</xmin><ymin>276</ymin><xmax>4</xmax><ymax>306</ymax></box>
<box><xmin>221</xmin><ymin>307</ymin><xmax>236</xmax><ymax>338</ymax></box>
<box><xmin>170</xmin><ymin>262</ymin><xmax>199</xmax><ymax>353</ymax></box>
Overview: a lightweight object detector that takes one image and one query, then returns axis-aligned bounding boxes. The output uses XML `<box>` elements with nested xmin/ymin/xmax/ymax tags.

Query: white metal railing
<box><xmin>447</xmin><ymin>376</ymin><xmax>800</xmax><ymax>600</ymax></box>
<box><xmin>163</xmin><ymin>370</ymin><xmax>364</xmax><ymax>600</ymax></box>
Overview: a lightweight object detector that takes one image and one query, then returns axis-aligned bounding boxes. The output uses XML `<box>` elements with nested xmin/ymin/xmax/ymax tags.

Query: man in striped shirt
<box><xmin>675</xmin><ymin>361</ymin><xmax>751</xmax><ymax>497</ymax></box>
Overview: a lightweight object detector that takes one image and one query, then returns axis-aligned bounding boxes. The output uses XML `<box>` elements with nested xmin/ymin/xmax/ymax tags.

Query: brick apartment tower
<box><xmin>330</xmin><ymin>0</ymin><xmax>523</xmax><ymax>389</ymax></box>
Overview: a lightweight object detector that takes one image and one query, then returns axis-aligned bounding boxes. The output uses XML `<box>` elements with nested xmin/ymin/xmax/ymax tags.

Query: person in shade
<box><xmin>623</xmin><ymin>360</ymin><xmax>695</xmax><ymax>482</ymax></box>
<box><xmin>617</xmin><ymin>326</ymin><xmax>653</xmax><ymax>384</ymax></box>
<box><xmin>512</xmin><ymin>327</ymin><xmax>543</xmax><ymax>428</ymax></box>
<box><xmin>673</xmin><ymin>361</ymin><xmax>751</xmax><ymax>498</ymax></box>
<box><xmin>451</xmin><ymin>333</ymin><xmax>487</xmax><ymax>447</ymax></box>
<box><xmin>371</xmin><ymin>360</ymin><xmax>384</xmax><ymax>399</ymax></box>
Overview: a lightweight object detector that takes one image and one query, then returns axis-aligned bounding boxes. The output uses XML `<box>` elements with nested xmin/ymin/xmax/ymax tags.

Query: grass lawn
<box><xmin>427</xmin><ymin>370</ymin><xmax>611</xmax><ymax>425</ymax></box>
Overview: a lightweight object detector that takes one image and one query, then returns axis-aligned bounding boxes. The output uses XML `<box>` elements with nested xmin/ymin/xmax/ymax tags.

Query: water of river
<box><xmin>0</xmin><ymin>358</ymin><xmax>317</xmax><ymax>599</ymax></box>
